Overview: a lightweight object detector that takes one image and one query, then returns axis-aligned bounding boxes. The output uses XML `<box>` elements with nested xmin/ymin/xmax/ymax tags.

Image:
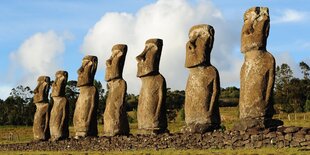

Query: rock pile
<box><xmin>1</xmin><ymin>126</ymin><xmax>309</xmax><ymax>151</ymax></box>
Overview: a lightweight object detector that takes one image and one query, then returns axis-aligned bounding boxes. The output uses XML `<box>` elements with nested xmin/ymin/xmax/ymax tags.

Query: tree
<box><xmin>299</xmin><ymin>61</ymin><xmax>310</xmax><ymax>80</ymax></box>
<box><xmin>94</xmin><ymin>80</ymin><xmax>105</xmax><ymax>124</ymax></box>
<box><xmin>288</xmin><ymin>78</ymin><xmax>307</xmax><ymax>112</ymax></box>
<box><xmin>299</xmin><ymin>61</ymin><xmax>310</xmax><ymax>111</ymax></box>
<box><xmin>0</xmin><ymin>85</ymin><xmax>35</xmax><ymax>125</ymax></box>
<box><xmin>220</xmin><ymin>87</ymin><xmax>239</xmax><ymax>98</ymax></box>
<box><xmin>126</xmin><ymin>94</ymin><xmax>138</xmax><ymax>111</ymax></box>
<box><xmin>65</xmin><ymin>80</ymin><xmax>79</xmax><ymax>125</ymax></box>
<box><xmin>274</xmin><ymin>63</ymin><xmax>294</xmax><ymax>112</ymax></box>
<box><xmin>10</xmin><ymin>85</ymin><xmax>33</xmax><ymax>104</ymax></box>
<box><xmin>166</xmin><ymin>88</ymin><xmax>185</xmax><ymax>122</ymax></box>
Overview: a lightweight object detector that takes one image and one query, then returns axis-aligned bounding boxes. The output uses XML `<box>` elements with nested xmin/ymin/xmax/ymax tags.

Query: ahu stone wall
<box><xmin>0</xmin><ymin>126</ymin><xmax>309</xmax><ymax>151</ymax></box>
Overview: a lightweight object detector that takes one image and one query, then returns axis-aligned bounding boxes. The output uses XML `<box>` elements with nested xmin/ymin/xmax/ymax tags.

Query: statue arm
<box><xmin>86</xmin><ymin>88</ymin><xmax>97</xmax><ymax>128</ymax></box>
<box><xmin>45</xmin><ymin>106</ymin><xmax>50</xmax><ymax>134</ymax></box>
<box><xmin>120</xmin><ymin>81</ymin><xmax>127</xmax><ymax>110</ymax></box>
<box><xmin>209</xmin><ymin>71</ymin><xmax>220</xmax><ymax>114</ymax></box>
<box><xmin>154</xmin><ymin>78</ymin><xmax>166</xmax><ymax>125</ymax></box>
<box><xmin>59</xmin><ymin>98</ymin><xmax>67</xmax><ymax>132</ymax></box>
<box><xmin>265</xmin><ymin>64</ymin><xmax>275</xmax><ymax>104</ymax></box>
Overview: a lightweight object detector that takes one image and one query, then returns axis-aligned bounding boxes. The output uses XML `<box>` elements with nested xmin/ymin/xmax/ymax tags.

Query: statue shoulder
<box><xmin>265</xmin><ymin>51</ymin><xmax>275</xmax><ymax>62</ymax></box>
<box><xmin>208</xmin><ymin>65</ymin><xmax>220</xmax><ymax>75</ymax></box>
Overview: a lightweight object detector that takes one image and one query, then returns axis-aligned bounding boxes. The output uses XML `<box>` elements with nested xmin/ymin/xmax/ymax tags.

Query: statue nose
<box><xmin>136</xmin><ymin>52</ymin><xmax>146</xmax><ymax>62</ymax></box>
<box><xmin>78</xmin><ymin>67</ymin><xmax>84</xmax><ymax>74</ymax></box>
<box><xmin>187</xmin><ymin>41</ymin><xmax>195</xmax><ymax>51</ymax></box>
<box><xmin>106</xmin><ymin>59</ymin><xmax>112</xmax><ymax>66</ymax></box>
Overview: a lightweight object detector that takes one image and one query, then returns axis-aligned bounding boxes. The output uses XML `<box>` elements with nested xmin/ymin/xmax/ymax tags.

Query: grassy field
<box><xmin>1</xmin><ymin>107</ymin><xmax>310</xmax><ymax>145</ymax></box>
<box><xmin>1</xmin><ymin>107</ymin><xmax>310</xmax><ymax>154</ymax></box>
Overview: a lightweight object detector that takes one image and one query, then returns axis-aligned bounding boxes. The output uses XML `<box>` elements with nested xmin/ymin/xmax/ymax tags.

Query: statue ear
<box><xmin>43</xmin><ymin>82</ymin><xmax>49</xmax><ymax>96</ymax></box>
<box><xmin>151</xmin><ymin>44</ymin><xmax>158</xmax><ymax>53</ymax></box>
<box><xmin>265</xmin><ymin>22</ymin><xmax>270</xmax><ymax>38</ymax></box>
<box><xmin>116</xmin><ymin>50</ymin><xmax>123</xmax><ymax>57</ymax></box>
<box><xmin>91</xmin><ymin>60</ymin><xmax>97</xmax><ymax>75</ymax></box>
<box><xmin>208</xmin><ymin>28</ymin><xmax>215</xmax><ymax>49</ymax></box>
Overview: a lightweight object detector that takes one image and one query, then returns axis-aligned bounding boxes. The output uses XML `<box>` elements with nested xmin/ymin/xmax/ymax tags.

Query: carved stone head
<box><xmin>136</xmin><ymin>38</ymin><xmax>163</xmax><ymax>77</ymax></box>
<box><xmin>77</xmin><ymin>55</ymin><xmax>98</xmax><ymax>87</ymax></box>
<box><xmin>185</xmin><ymin>24</ymin><xmax>214</xmax><ymax>68</ymax></box>
<box><xmin>241</xmin><ymin>7</ymin><xmax>270</xmax><ymax>53</ymax></box>
<box><xmin>51</xmin><ymin>70</ymin><xmax>68</xmax><ymax>97</ymax></box>
<box><xmin>105</xmin><ymin>44</ymin><xmax>127</xmax><ymax>82</ymax></box>
<box><xmin>33</xmin><ymin>76</ymin><xmax>50</xmax><ymax>103</ymax></box>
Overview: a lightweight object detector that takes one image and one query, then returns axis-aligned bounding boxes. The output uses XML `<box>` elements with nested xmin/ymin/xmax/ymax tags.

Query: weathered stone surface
<box><xmin>73</xmin><ymin>55</ymin><xmax>99</xmax><ymax>138</ymax></box>
<box><xmin>2</xmin><ymin>126</ymin><xmax>310</xmax><ymax>151</ymax></box>
<box><xmin>183</xmin><ymin>24</ymin><xmax>220</xmax><ymax>133</ymax></box>
<box><xmin>233</xmin><ymin>118</ymin><xmax>283</xmax><ymax>131</ymax></box>
<box><xmin>284</xmin><ymin>126</ymin><xmax>301</xmax><ymax>133</ymax></box>
<box><xmin>284</xmin><ymin>133</ymin><xmax>292</xmax><ymax>141</ymax></box>
<box><xmin>103</xmin><ymin>44</ymin><xmax>130</xmax><ymax>136</ymax></box>
<box><xmin>136</xmin><ymin>39</ymin><xmax>167</xmax><ymax>134</ymax></box>
<box><xmin>50</xmin><ymin>71</ymin><xmax>69</xmax><ymax>141</ymax></box>
<box><xmin>77</xmin><ymin>55</ymin><xmax>98</xmax><ymax>87</ymax></box>
<box><xmin>33</xmin><ymin>76</ymin><xmax>51</xmax><ymax>141</ymax></box>
<box><xmin>237</xmin><ymin>7</ymin><xmax>282</xmax><ymax>130</ymax></box>
<box><xmin>33</xmin><ymin>76</ymin><xmax>50</xmax><ymax>103</ymax></box>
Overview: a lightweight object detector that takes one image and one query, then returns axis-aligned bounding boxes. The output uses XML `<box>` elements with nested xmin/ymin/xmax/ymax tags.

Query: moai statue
<box><xmin>234</xmin><ymin>7</ymin><xmax>283</xmax><ymax>131</ymax></box>
<box><xmin>136</xmin><ymin>38</ymin><xmax>168</xmax><ymax>134</ymax></box>
<box><xmin>50</xmin><ymin>71</ymin><xmax>69</xmax><ymax>141</ymax></box>
<box><xmin>103</xmin><ymin>44</ymin><xmax>130</xmax><ymax>136</ymax></box>
<box><xmin>183</xmin><ymin>24</ymin><xmax>221</xmax><ymax>133</ymax></box>
<box><xmin>33</xmin><ymin>76</ymin><xmax>51</xmax><ymax>141</ymax></box>
<box><xmin>73</xmin><ymin>55</ymin><xmax>99</xmax><ymax>138</ymax></box>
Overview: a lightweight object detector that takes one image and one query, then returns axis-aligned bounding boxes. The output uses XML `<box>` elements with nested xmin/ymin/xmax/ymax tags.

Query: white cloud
<box><xmin>275</xmin><ymin>51</ymin><xmax>303</xmax><ymax>78</ymax></box>
<box><xmin>0</xmin><ymin>85</ymin><xmax>12</xmax><ymax>100</ymax></box>
<box><xmin>273</xmin><ymin>9</ymin><xmax>306</xmax><ymax>24</ymax></box>
<box><xmin>82</xmin><ymin>0</ymin><xmax>241</xmax><ymax>94</ymax></box>
<box><xmin>10</xmin><ymin>31</ymin><xmax>69</xmax><ymax>88</ymax></box>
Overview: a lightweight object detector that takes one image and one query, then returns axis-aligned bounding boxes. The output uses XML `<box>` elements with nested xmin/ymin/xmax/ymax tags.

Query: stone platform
<box><xmin>0</xmin><ymin>126</ymin><xmax>309</xmax><ymax>151</ymax></box>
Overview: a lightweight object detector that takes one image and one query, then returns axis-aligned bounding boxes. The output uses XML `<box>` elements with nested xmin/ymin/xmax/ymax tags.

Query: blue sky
<box><xmin>0</xmin><ymin>0</ymin><xmax>309</xmax><ymax>99</ymax></box>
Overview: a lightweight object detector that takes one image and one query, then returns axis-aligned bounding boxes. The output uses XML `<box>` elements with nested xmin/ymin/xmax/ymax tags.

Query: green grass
<box><xmin>220</xmin><ymin>107</ymin><xmax>239</xmax><ymax>130</ymax></box>
<box><xmin>220</xmin><ymin>107</ymin><xmax>310</xmax><ymax>130</ymax></box>
<box><xmin>1</xmin><ymin>107</ymin><xmax>310</xmax><ymax>145</ymax></box>
<box><xmin>274</xmin><ymin>112</ymin><xmax>310</xmax><ymax>127</ymax></box>
<box><xmin>1</xmin><ymin>148</ymin><xmax>309</xmax><ymax>155</ymax></box>
<box><xmin>0</xmin><ymin>126</ymin><xmax>33</xmax><ymax>144</ymax></box>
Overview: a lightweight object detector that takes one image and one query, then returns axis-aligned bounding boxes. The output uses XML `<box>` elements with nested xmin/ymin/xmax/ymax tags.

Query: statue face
<box><xmin>51</xmin><ymin>71</ymin><xmax>68</xmax><ymax>97</ymax></box>
<box><xmin>105</xmin><ymin>44</ymin><xmax>127</xmax><ymax>81</ymax></box>
<box><xmin>185</xmin><ymin>24</ymin><xmax>214</xmax><ymax>68</ymax></box>
<box><xmin>241</xmin><ymin>7</ymin><xmax>270</xmax><ymax>53</ymax></box>
<box><xmin>33</xmin><ymin>76</ymin><xmax>50</xmax><ymax>103</ymax></box>
<box><xmin>77</xmin><ymin>55</ymin><xmax>98</xmax><ymax>87</ymax></box>
<box><xmin>136</xmin><ymin>39</ymin><xmax>163</xmax><ymax>77</ymax></box>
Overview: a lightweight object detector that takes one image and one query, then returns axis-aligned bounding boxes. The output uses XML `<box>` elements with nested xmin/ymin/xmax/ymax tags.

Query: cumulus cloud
<box><xmin>0</xmin><ymin>85</ymin><xmax>12</xmax><ymax>100</ymax></box>
<box><xmin>273</xmin><ymin>9</ymin><xmax>306</xmax><ymax>24</ymax></box>
<box><xmin>82</xmin><ymin>0</ymin><xmax>241</xmax><ymax>94</ymax></box>
<box><xmin>10</xmin><ymin>31</ymin><xmax>69</xmax><ymax>88</ymax></box>
<box><xmin>275</xmin><ymin>51</ymin><xmax>305</xmax><ymax>78</ymax></box>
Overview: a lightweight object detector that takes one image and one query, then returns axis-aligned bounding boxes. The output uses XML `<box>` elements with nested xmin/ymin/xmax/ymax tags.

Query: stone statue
<box><xmin>73</xmin><ymin>55</ymin><xmax>99</xmax><ymax>138</ymax></box>
<box><xmin>183</xmin><ymin>24</ymin><xmax>221</xmax><ymax>133</ymax></box>
<box><xmin>33</xmin><ymin>76</ymin><xmax>51</xmax><ymax>141</ymax></box>
<box><xmin>50</xmin><ymin>71</ymin><xmax>69</xmax><ymax>141</ymax></box>
<box><xmin>136</xmin><ymin>38</ymin><xmax>168</xmax><ymax>134</ymax></box>
<box><xmin>103</xmin><ymin>44</ymin><xmax>130</xmax><ymax>136</ymax></box>
<box><xmin>234</xmin><ymin>7</ymin><xmax>282</xmax><ymax>130</ymax></box>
